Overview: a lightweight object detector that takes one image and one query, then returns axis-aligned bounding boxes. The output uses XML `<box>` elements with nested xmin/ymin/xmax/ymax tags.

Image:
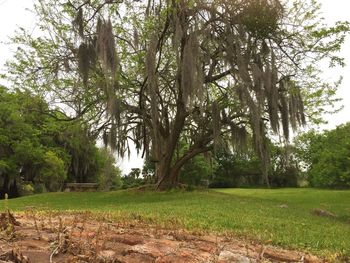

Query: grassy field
<box><xmin>1</xmin><ymin>188</ymin><xmax>349</xmax><ymax>258</ymax></box>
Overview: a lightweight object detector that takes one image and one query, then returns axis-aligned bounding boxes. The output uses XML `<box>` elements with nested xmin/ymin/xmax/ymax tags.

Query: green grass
<box><xmin>1</xmin><ymin>188</ymin><xmax>350</xmax><ymax>257</ymax></box>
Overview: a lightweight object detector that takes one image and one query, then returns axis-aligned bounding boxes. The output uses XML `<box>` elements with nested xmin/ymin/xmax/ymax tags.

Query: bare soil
<box><xmin>0</xmin><ymin>211</ymin><xmax>324</xmax><ymax>263</ymax></box>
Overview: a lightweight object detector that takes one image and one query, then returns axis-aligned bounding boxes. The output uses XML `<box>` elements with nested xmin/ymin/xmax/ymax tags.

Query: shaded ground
<box><xmin>0</xmin><ymin>211</ymin><xmax>324</xmax><ymax>263</ymax></box>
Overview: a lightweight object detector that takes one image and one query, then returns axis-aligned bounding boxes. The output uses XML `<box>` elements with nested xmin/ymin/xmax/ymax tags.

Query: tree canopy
<box><xmin>0</xmin><ymin>86</ymin><xmax>120</xmax><ymax>197</ymax></box>
<box><xmin>3</xmin><ymin>0</ymin><xmax>349</xmax><ymax>189</ymax></box>
<box><xmin>295</xmin><ymin>123</ymin><xmax>350</xmax><ymax>188</ymax></box>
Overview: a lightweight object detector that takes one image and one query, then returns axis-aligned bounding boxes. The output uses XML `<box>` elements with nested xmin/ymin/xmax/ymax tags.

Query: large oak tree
<box><xmin>4</xmin><ymin>0</ymin><xmax>349</xmax><ymax>189</ymax></box>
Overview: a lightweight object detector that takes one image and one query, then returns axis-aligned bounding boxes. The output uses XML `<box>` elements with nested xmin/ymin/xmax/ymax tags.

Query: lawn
<box><xmin>1</xmin><ymin>188</ymin><xmax>349</xmax><ymax>258</ymax></box>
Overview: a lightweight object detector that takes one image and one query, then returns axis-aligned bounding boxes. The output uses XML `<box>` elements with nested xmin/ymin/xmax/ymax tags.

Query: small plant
<box><xmin>3</xmin><ymin>193</ymin><xmax>8</xmax><ymax>211</ymax></box>
<box><xmin>0</xmin><ymin>209</ymin><xmax>19</xmax><ymax>241</ymax></box>
<box><xmin>50</xmin><ymin>216</ymin><xmax>71</xmax><ymax>262</ymax></box>
<box><xmin>32</xmin><ymin>210</ymin><xmax>42</xmax><ymax>240</ymax></box>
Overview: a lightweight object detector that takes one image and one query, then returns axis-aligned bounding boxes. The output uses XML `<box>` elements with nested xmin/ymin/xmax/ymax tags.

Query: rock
<box><xmin>156</xmin><ymin>254</ymin><xmax>189</xmax><ymax>263</ymax></box>
<box><xmin>17</xmin><ymin>239</ymin><xmax>51</xmax><ymax>250</ymax></box>
<box><xmin>103</xmin><ymin>241</ymin><xmax>131</xmax><ymax>254</ymax></box>
<box><xmin>98</xmin><ymin>250</ymin><xmax>116</xmax><ymax>260</ymax></box>
<box><xmin>263</xmin><ymin>248</ymin><xmax>302</xmax><ymax>262</ymax></box>
<box><xmin>279</xmin><ymin>204</ymin><xmax>288</xmax><ymax>208</ymax></box>
<box><xmin>130</xmin><ymin>240</ymin><xmax>179</xmax><ymax>258</ymax></box>
<box><xmin>218</xmin><ymin>250</ymin><xmax>251</xmax><ymax>263</ymax></box>
<box><xmin>304</xmin><ymin>254</ymin><xmax>324</xmax><ymax>263</ymax></box>
<box><xmin>193</xmin><ymin>240</ymin><xmax>217</xmax><ymax>253</ymax></box>
<box><xmin>312</xmin><ymin>209</ymin><xmax>337</xmax><ymax>218</ymax></box>
<box><xmin>156</xmin><ymin>248</ymin><xmax>211</xmax><ymax>263</ymax></box>
<box><xmin>113</xmin><ymin>233</ymin><xmax>144</xmax><ymax>245</ymax></box>
<box><xmin>22</xmin><ymin>251</ymin><xmax>52</xmax><ymax>263</ymax></box>
<box><xmin>117</xmin><ymin>252</ymin><xmax>155</xmax><ymax>263</ymax></box>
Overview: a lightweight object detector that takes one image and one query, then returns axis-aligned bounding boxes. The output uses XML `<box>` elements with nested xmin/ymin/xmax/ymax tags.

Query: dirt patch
<box><xmin>0</xmin><ymin>212</ymin><xmax>325</xmax><ymax>263</ymax></box>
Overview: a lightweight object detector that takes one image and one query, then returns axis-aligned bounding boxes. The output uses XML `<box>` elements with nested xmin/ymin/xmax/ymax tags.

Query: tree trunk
<box><xmin>154</xmin><ymin>143</ymin><xmax>177</xmax><ymax>190</ymax></box>
<box><xmin>152</xmin><ymin>110</ymin><xmax>187</xmax><ymax>190</ymax></box>
<box><xmin>155</xmin><ymin>162</ymin><xmax>182</xmax><ymax>190</ymax></box>
<box><xmin>155</xmin><ymin>141</ymin><xmax>212</xmax><ymax>190</ymax></box>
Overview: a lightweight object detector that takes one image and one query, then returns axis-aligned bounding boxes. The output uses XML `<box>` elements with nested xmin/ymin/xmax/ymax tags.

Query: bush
<box><xmin>121</xmin><ymin>176</ymin><xmax>145</xmax><ymax>189</ymax></box>
<box><xmin>179</xmin><ymin>154</ymin><xmax>212</xmax><ymax>187</ymax></box>
<box><xmin>38</xmin><ymin>151</ymin><xmax>67</xmax><ymax>191</ymax></box>
<box><xmin>211</xmin><ymin>151</ymin><xmax>262</xmax><ymax>188</ymax></box>
<box><xmin>19</xmin><ymin>183</ymin><xmax>34</xmax><ymax>196</ymax></box>
<box><xmin>34</xmin><ymin>183</ymin><xmax>47</xmax><ymax>194</ymax></box>
<box><xmin>295</xmin><ymin>123</ymin><xmax>350</xmax><ymax>189</ymax></box>
<box><xmin>97</xmin><ymin>149</ymin><xmax>122</xmax><ymax>191</ymax></box>
<box><xmin>270</xmin><ymin>166</ymin><xmax>298</xmax><ymax>187</ymax></box>
<box><xmin>209</xmin><ymin>180</ymin><xmax>236</xmax><ymax>188</ymax></box>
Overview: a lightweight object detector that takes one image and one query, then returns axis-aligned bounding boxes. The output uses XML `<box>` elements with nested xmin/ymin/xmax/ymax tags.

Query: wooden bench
<box><xmin>65</xmin><ymin>183</ymin><xmax>99</xmax><ymax>192</ymax></box>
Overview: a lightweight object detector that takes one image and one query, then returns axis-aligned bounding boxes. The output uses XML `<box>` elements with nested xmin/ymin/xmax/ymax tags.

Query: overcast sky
<box><xmin>0</xmin><ymin>0</ymin><xmax>349</xmax><ymax>173</ymax></box>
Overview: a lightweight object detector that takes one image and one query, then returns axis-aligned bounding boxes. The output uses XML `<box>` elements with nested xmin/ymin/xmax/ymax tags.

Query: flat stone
<box><xmin>156</xmin><ymin>254</ymin><xmax>196</xmax><ymax>263</ymax></box>
<box><xmin>218</xmin><ymin>250</ymin><xmax>251</xmax><ymax>263</ymax></box>
<box><xmin>130</xmin><ymin>240</ymin><xmax>179</xmax><ymax>258</ymax></box>
<box><xmin>112</xmin><ymin>234</ymin><xmax>144</xmax><ymax>245</ymax></box>
<box><xmin>98</xmin><ymin>250</ymin><xmax>116</xmax><ymax>260</ymax></box>
<box><xmin>263</xmin><ymin>248</ymin><xmax>302</xmax><ymax>262</ymax></box>
<box><xmin>304</xmin><ymin>254</ymin><xmax>324</xmax><ymax>263</ymax></box>
<box><xmin>193</xmin><ymin>240</ymin><xmax>217</xmax><ymax>253</ymax></box>
<box><xmin>117</xmin><ymin>252</ymin><xmax>155</xmax><ymax>263</ymax></box>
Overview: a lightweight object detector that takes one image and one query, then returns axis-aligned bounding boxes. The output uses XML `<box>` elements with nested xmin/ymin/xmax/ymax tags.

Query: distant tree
<box><xmin>211</xmin><ymin>142</ymin><xmax>300</xmax><ymax>188</ymax></box>
<box><xmin>129</xmin><ymin>168</ymin><xmax>141</xmax><ymax>179</ymax></box>
<box><xmin>142</xmin><ymin>157</ymin><xmax>156</xmax><ymax>183</ymax></box>
<box><xmin>179</xmin><ymin>154</ymin><xmax>213</xmax><ymax>187</ymax></box>
<box><xmin>4</xmin><ymin>0</ymin><xmax>349</xmax><ymax>189</ymax></box>
<box><xmin>37</xmin><ymin>151</ymin><xmax>67</xmax><ymax>191</ymax></box>
<box><xmin>61</xmin><ymin>123</ymin><xmax>101</xmax><ymax>183</ymax></box>
<box><xmin>269</xmin><ymin>144</ymin><xmax>299</xmax><ymax>187</ymax></box>
<box><xmin>122</xmin><ymin>169</ymin><xmax>145</xmax><ymax>189</ymax></box>
<box><xmin>211</xmin><ymin>150</ymin><xmax>261</xmax><ymax>188</ymax></box>
<box><xmin>97</xmin><ymin>148</ymin><xmax>122</xmax><ymax>191</ymax></box>
<box><xmin>295</xmin><ymin>123</ymin><xmax>350</xmax><ymax>188</ymax></box>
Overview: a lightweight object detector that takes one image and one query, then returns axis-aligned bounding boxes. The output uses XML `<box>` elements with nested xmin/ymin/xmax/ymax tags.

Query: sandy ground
<box><xmin>0</xmin><ymin>211</ymin><xmax>324</xmax><ymax>263</ymax></box>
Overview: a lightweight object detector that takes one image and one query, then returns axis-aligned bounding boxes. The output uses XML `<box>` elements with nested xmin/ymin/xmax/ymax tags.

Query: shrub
<box><xmin>34</xmin><ymin>183</ymin><xmax>47</xmax><ymax>194</ymax></box>
<box><xmin>38</xmin><ymin>151</ymin><xmax>67</xmax><ymax>191</ymax></box>
<box><xmin>19</xmin><ymin>183</ymin><xmax>34</xmax><ymax>196</ymax></box>
<box><xmin>295</xmin><ymin>123</ymin><xmax>350</xmax><ymax>188</ymax></box>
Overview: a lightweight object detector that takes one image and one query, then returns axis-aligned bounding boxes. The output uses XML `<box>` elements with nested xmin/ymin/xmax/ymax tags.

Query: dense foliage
<box><xmin>97</xmin><ymin>148</ymin><xmax>122</xmax><ymax>191</ymax></box>
<box><xmin>179</xmin><ymin>154</ymin><xmax>212</xmax><ymax>188</ymax></box>
<box><xmin>295</xmin><ymin>123</ymin><xmax>350</xmax><ymax>188</ymax></box>
<box><xmin>210</xmin><ymin>151</ymin><xmax>261</xmax><ymax>188</ymax></box>
<box><xmin>210</xmin><ymin>143</ymin><xmax>299</xmax><ymax>188</ymax></box>
<box><xmin>0</xmin><ymin>86</ymin><xmax>121</xmax><ymax>197</ymax></box>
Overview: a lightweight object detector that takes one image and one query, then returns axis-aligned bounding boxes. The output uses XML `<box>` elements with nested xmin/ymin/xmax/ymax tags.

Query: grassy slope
<box><xmin>1</xmin><ymin>188</ymin><xmax>349</xmax><ymax>257</ymax></box>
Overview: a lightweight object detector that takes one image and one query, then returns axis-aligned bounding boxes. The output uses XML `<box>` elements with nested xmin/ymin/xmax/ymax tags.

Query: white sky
<box><xmin>0</xmin><ymin>0</ymin><xmax>349</xmax><ymax>174</ymax></box>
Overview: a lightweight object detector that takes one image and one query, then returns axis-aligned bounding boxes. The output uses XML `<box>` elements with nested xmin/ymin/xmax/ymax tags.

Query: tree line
<box><xmin>1</xmin><ymin>84</ymin><xmax>349</xmax><ymax>197</ymax></box>
<box><xmin>0</xmin><ymin>86</ymin><xmax>121</xmax><ymax>198</ymax></box>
